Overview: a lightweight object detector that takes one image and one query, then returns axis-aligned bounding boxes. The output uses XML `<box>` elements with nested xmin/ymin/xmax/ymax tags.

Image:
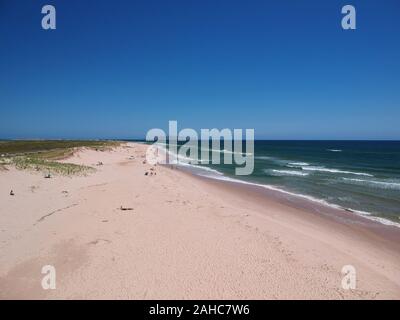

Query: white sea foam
<box><xmin>178</xmin><ymin>162</ymin><xmax>224</xmax><ymax>175</ymax></box>
<box><xmin>327</xmin><ymin>149</ymin><xmax>342</xmax><ymax>152</ymax></box>
<box><xmin>288</xmin><ymin>162</ymin><xmax>310</xmax><ymax>166</ymax></box>
<box><xmin>348</xmin><ymin>209</ymin><xmax>400</xmax><ymax>227</ymax></box>
<box><xmin>157</xmin><ymin>145</ymin><xmax>209</xmax><ymax>164</ymax></box>
<box><xmin>255</xmin><ymin>156</ymin><xmax>277</xmax><ymax>160</ymax></box>
<box><xmin>255</xmin><ymin>156</ymin><xmax>289</xmax><ymax>165</ymax></box>
<box><xmin>209</xmin><ymin>148</ymin><xmax>253</xmax><ymax>155</ymax></box>
<box><xmin>342</xmin><ymin>178</ymin><xmax>400</xmax><ymax>190</ymax></box>
<box><xmin>265</xmin><ymin>169</ymin><xmax>309</xmax><ymax>177</ymax></box>
<box><xmin>201</xmin><ymin>174</ymin><xmax>346</xmax><ymax>209</ymax></box>
<box><xmin>154</xmin><ymin>143</ymin><xmax>252</xmax><ymax>155</ymax></box>
<box><xmin>301</xmin><ymin>166</ymin><xmax>373</xmax><ymax>177</ymax></box>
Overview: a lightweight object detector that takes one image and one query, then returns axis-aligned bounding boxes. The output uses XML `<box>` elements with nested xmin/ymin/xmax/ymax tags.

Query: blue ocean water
<box><xmin>155</xmin><ymin>140</ymin><xmax>400</xmax><ymax>226</ymax></box>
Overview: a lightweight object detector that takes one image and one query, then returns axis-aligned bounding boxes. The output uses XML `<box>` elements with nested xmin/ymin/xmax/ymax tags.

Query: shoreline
<box><xmin>175</xmin><ymin>163</ymin><xmax>400</xmax><ymax>229</ymax></box>
<box><xmin>0</xmin><ymin>142</ymin><xmax>399</xmax><ymax>299</ymax></box>
<box><xmin>183</xmin><ymin>168</ymin><xmax>400</xmax><ymax>248</ymax></box>
<box><xmin>155</xmin><ymin>140</ymin><xmax>400</xmax><ymax>229</ymax></box>
<box><xmin>177</xmin><ymin>165</ymin><xmax>400</xmax><ymax>240</ymax></box>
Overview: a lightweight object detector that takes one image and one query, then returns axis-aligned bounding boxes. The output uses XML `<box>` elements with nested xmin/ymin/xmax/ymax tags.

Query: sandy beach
<box><xmin>0</xmin><ymin>142</ymin><xmax>399</xmax><ymax>299</ymax></box>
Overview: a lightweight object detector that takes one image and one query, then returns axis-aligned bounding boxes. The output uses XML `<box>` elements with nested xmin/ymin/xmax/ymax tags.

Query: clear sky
<box><xmin>0</xmin><ymin>0</ymin><xmax>399</xmax><ymax>140</ymax></box>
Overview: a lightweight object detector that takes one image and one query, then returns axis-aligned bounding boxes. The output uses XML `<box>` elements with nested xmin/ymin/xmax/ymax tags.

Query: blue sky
<box><xmin>0</xmin><ymin>0</ymin><xmax>399</xmax><ymax>139</ymax></box>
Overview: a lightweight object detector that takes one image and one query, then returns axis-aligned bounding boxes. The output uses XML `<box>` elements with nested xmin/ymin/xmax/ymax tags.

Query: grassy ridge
<box><xmin>0</xmin><ymin>140</ymin><xmax>119</xmax><ymax>156</ymax></box>
<box><xmin>11</xmin><ymin>156</ymin><xmax>95</xmax><ymax>176</ymax></box>
<box><xmin>0</xmin><ymin>140</ymin><xmax>120</xmax><ymax>175</ymax></box>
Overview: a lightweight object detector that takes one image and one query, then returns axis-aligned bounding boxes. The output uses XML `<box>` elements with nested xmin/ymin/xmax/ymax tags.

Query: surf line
<box><xmin>145</xmin><ymin>120</ymin><xmax>255</xmax><ymax>175</ymax></box>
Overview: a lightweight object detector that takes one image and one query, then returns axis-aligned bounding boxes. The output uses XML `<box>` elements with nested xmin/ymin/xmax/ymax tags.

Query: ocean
<box><xmin>148</xmin><ymin>140</ymin><xmax>400</xmax><ymax>227</ymax></box>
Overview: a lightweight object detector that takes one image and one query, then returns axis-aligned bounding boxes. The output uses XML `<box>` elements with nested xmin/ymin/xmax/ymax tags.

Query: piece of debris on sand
<box><xmin>10</xmin><ymin>190</ymin><xmax>14</xmax><ymax>196</ymax></box>
<box><xmin>119</xmin><ymin>206</ymin><xmax>133</xmax><ymax>211</ymax></box>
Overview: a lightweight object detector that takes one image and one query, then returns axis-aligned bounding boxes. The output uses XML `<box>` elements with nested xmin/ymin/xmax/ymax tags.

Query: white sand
<box><xmin>0</xmin><ymin>143</ymin><xmax>399</xmax><ymax>299</ymax></box>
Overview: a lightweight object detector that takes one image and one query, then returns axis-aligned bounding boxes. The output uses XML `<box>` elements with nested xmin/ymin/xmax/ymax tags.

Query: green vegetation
<box><xmin>0</xmin><ymin>140</ymin><xmax>119</xmax><ymax>156</ymax></box>
<box><xmin>0</xmin><ymin>140</ymin><xmax>121</xmax><ymax>176</ymax></box>
<box><xmin>11</xmin><ymin>156</ymin><xmax>95</xmax><ymax>176</ymax></box>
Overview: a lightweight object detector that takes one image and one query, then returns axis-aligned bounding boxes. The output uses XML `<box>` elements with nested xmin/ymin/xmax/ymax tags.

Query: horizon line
<box><xmin>1</xmin><ymin>138</ymin><xmax>400</xmax><ymax>142</ymax></box>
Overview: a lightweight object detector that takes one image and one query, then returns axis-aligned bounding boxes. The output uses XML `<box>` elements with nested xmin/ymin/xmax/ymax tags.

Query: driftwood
<box><xmin>119</xmin><ymin>206</ymin><xmax>133</xmax><ymax>211</ymax></box>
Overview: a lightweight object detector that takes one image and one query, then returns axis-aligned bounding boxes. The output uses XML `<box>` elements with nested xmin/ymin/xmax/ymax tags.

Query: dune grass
<box><xmin>0</xmin><ymin>140</ymin><xmax>120</xmax><ymax>156</ymax></box>
<box><xmin>11</xmin><ymin>156</ymin><xmax>94</xmax><ymax>176</ymax></box>
<box><xmin>0</xmin><ymin>140</ymin><xmax>120</xmax><ymax>176</ymax></box>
